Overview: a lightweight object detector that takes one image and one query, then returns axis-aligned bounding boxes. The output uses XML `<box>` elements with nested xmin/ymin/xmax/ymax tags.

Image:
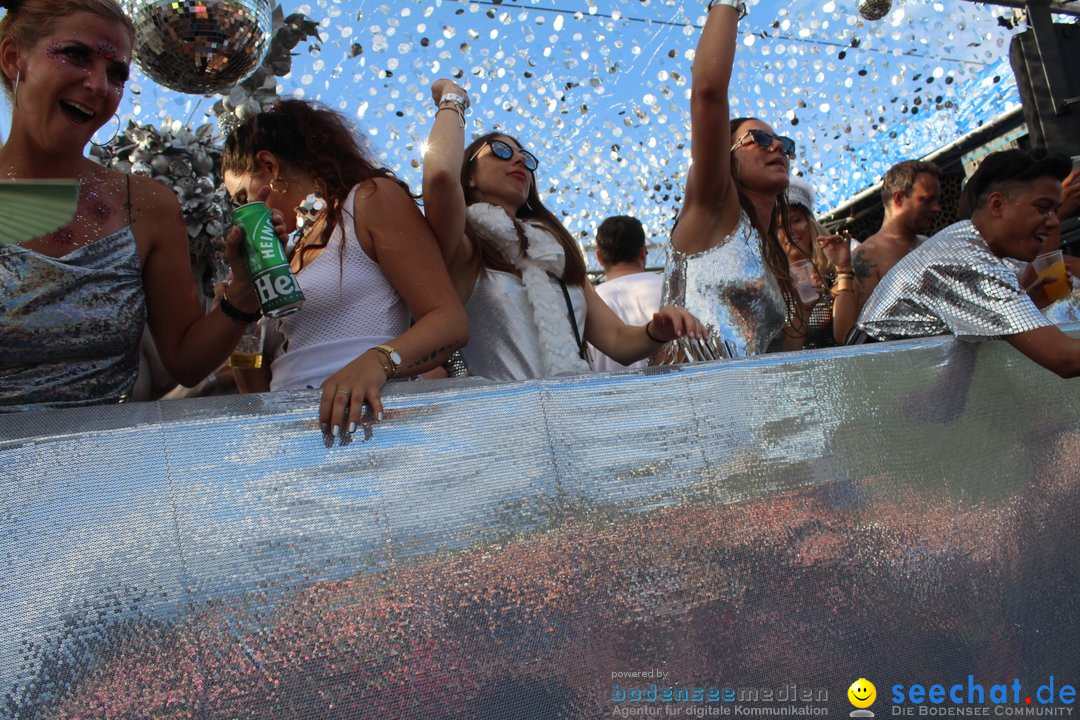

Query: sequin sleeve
<box><xmin>859</xmin><ymin>256</ymin><xmax>1051</xmax><ymax>341</ymax></box>
<box><xmin>918</xmin><ymin>260</ymin><xmax>1050</xmax><ymax>338</ymax></box>
<box><xmin>858</xmin><ymin>221</ymin><xmax>1053</xmax><ymax>341</ymax></box>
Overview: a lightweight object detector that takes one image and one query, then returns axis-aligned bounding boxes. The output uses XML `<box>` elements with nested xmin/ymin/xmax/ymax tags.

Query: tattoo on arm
<box><xmin>405</xmin><ymin>343</ymin><xmax>456</xmax><ymax>370</ymax></box>
<box><xmin>852</xmin><ymin>252</ymin><xmax>873</xmax><ymax>280</ymax></box>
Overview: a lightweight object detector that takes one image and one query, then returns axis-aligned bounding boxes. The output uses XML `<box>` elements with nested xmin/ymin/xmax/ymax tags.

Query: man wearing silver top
<box><xmin>856</xmin><ymin>150</ymin><xmax>1080</xmax><ymax>378</ymax></box>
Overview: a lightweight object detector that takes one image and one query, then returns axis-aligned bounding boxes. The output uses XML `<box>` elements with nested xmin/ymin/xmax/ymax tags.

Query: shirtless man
<box><xmin>857</xmin><ymin>150</ymin><xmax>1080</xmax><ymax>378</ymax></box>
<box><xmin>852</xmin><ymin>160</ymin><xmax>943</xmax><ymax>313</ymax></box>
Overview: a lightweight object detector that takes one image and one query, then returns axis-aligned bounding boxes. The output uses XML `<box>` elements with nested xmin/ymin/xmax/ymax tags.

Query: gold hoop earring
<box><xmin>270</xmin><ymin>177</ymin><xmax>289</xmax><ymax>193</ymax></box>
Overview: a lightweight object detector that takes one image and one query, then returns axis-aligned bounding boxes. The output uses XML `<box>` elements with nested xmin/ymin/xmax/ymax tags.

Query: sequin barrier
<box><xmin>858</xmin><ymin>220</ymin><xmax>1051</xmax><ymax>340</ymax></box>
<box><xmin>0</xmin><ymin>227</ymin><xmax>146</xmax><ymax>411</ymax></box>
<box><xmin>659</xmin><ymin>211</ymin><xmax>786</xmax><ymax>359</ymax></box>
<box><xmin>4</xmin><ymin>332</ymin><xmax>1080</xmax><ymax>717</ymax></box>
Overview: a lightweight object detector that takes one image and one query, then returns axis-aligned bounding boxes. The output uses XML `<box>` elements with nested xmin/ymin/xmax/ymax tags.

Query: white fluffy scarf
<box><xmin>466</xmin><ymin>203</ymin><xmax>591</xmax><ymax>377</ymax></box>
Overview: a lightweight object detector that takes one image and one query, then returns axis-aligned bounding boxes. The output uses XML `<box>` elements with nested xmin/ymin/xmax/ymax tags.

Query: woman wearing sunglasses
<box><xmin>422</xmin><ymin>78</ymin><xmax>704</xmax><ymax>382</ymax></box>
<box><xmin>657</xmin><ymin>0</ymin><xmax>803</xmax><ymax>361</ymax></box>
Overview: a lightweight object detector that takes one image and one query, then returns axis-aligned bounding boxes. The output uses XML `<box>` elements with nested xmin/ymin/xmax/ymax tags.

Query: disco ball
<box><xmin>125</xmin><ymin>0</ymin><xmax>274</xmax><ymax>95</ymax></box>
<box><xmin>857</xmin><ymin>0</ymin><xmax>893</xmax><ymax>21</ymax></box>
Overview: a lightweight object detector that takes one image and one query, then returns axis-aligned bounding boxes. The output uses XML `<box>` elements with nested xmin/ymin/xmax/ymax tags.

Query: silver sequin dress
<box><xmin>0</xmin><ymin>227</ymin><xmax>146</xmax><ymax>411</ymax></box>
<box><xmin>857</xmin><ymin>219</ymin><xmax>1050</xmax><ymax>340</ymax></box>
<box><xmin>660</xmin><ymin>210</ymin><xmax>786</xmax><ymax>359</ymax></box>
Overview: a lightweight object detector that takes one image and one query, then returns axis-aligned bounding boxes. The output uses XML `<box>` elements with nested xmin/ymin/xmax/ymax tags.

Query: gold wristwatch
<box><xmin>374</xmin><ymin>344</ymin><xmax>402</xmax><ymax>378</ymax></box>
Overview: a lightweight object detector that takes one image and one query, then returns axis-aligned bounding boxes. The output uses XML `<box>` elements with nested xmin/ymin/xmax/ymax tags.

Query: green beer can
<box><xmin>232</xmin><ymin>201</ymin><xmax>305</xmax><ymax>318</ymax></box>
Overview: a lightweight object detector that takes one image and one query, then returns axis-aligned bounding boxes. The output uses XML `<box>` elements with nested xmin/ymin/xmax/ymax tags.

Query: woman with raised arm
<box><xmin>222</xmin><ymin>100</ymin><xmax>467</xmax><ymax>440</ymax></box>
<box><xmin>422</xmin><ymin>79</ymin><xmax>704</xmax><ymax>382</ymax></box>
<box><xmin>659</xmin><ymin>0</ymin><xmax>800</xmax><ymax>361</ymax></box>
<box><xmin>779</xmin><ymin>176</ymin><xmax>858</xmax><ymax>348</ymax></box>
<box><xmin>0</xmin><ymin>0</ymin><xmax>274</xmax><ymax>411</ymax></box>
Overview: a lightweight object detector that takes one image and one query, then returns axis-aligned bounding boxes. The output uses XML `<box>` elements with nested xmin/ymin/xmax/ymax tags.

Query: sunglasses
<box><xmin>731</xmin><ymin>129</ymin><xmax>797</xmax><ymax>158</ymax></box>
<box><xmin>469</xmin><ymin>139</ymin><xmax>539</xmax><ymax>172</ymax></box>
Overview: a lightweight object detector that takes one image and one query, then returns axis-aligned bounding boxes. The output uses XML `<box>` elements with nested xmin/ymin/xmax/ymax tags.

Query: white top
<box><xmin>268</xmin><ymin>185</ymin><xmax>411</xmax><ymax>391</ymax></box>
<box><xmin>587</xmin><ymin>271</ymin><xmax>663</xmax><ymax>373</ymax></box>
<box><xmin>461</xmin><ymin>268</ymin><xmax>587</xmax><ymax>382</ymax></box>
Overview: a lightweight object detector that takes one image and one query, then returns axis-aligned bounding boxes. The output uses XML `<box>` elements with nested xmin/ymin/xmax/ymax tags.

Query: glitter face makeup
<box><xmin>43</xmin><ymin>39</ymin><xmax>130</xmax><ymax>94</ymax></box>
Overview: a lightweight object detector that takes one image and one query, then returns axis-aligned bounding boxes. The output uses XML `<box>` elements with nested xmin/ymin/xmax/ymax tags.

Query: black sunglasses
<box><xmin>731</xmin><ymin>129</ymin><xmax>796</xmax><ymax>158</ymax></box>
<box><xmin>469</xmin><ymin>139</ymin><xmax>540</xmax><ymax>172</ymax></box>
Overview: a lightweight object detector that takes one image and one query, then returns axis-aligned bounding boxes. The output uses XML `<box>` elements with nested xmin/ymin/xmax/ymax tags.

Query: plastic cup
<box><xmin>1031</xmin><ymin>250</ymin><xmax>1070</xmax><ymax>303</ymax></box>
<box><xmin>229</xmin><ymin>322</ymin><xmax>266</xmax><ymax>369</ymax></box>
<box><xmin>790</xmin><ymin>259</ymin><xmax>820</xmax><ymax>303</ymax></box>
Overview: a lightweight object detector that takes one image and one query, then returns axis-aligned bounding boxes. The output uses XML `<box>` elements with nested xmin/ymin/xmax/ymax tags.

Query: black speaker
<box><xmin>1009</xmin><ymin>17</ymin><xmax>1080</xmax><ymax>157</ymax></box>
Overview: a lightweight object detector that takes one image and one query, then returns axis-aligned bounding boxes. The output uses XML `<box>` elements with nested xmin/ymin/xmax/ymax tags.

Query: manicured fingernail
<box><xmin>332</xmin><ymin>425</ymin><xmax>341</xmax><ymax>437</ymax></box>
<box><xmin>348</xmin><ymin>422</ymin><xmax>357</xmax><ymax>433</ymax></box>
<box><xmin>377</xmin><ymin>411</ymin><xmax>384</xmax><ymax>422</ymax></box>
<box><xmin>320</xmin><ymin>423</ymin><xmax>330</xmax><ymax>435</ymax></box>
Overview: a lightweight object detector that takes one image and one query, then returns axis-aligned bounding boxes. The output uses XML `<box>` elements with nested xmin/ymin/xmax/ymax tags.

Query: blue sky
<box><xmin>70</xmin><ymin>2</ymin><xmax>1040</xmax><ymax>260</ymax></box>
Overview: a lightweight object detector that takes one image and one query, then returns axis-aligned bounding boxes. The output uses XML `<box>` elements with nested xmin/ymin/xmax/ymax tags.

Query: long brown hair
<box><xmin>0</xmin><ymin>0</ymin><xmax>134</xmax><ymax>97</ymax></box>
<box><xmin>730</xmin><ymin>117</ymin><xmax>796</xmax><ymax>315</ymax></box>
<box><xmin>222</xmin><ymin>99</ymin><xmax>412</xmax><ymax>267</ymax></box>
<box><xmin>462</xmin><ymin>132</ymin><xmax>586</xmax><ymax>286</ymax></box>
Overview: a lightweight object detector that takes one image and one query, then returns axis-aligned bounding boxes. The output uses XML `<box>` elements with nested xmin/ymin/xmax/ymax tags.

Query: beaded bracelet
<box><xmin>437</xmin><ymin>104</ymin><xmax>465</xmax><ymax>128</ymax></box>
<box><xmin>706</xmin><ymin>0</ymin><xmax>748</xmax><ymax>18</ymax></box>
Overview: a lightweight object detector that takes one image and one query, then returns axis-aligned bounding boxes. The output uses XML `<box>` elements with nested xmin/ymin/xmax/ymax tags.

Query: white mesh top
<box><xmin>268</xmin><ymin>184</ymin><xmax>411</xmax><ymax>390</ymax></box>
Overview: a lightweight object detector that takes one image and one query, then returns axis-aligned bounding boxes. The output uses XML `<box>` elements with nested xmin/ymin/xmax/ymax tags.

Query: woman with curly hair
<box><xmin>222</xmin><ymin>100</ymin><xmax>466</xmax><ymax>438</ymax></box>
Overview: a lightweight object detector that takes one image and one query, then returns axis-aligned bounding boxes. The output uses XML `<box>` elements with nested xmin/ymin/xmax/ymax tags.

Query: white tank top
<box><xmin>269</xmin><ymin>184</ymin><xmax>411</xmax><ymax>390</ymax></box>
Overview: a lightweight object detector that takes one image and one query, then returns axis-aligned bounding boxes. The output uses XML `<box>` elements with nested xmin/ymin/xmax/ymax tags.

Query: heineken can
<box><xmin>232</xmin><ymin>201</ymin><xmax>305</xmax><ymax>318</ymax></box>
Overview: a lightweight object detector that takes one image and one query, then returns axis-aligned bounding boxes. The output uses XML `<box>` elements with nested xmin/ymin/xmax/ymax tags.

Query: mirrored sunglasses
<box><xmin>732</xmin><ymin>129</ymin><xmax>797</xmax><ymax>158</ymax></box>
<box><xmin>471</xmin><ymin>139</ymin><xmax>540</xmax><ymax>171</ymax></box>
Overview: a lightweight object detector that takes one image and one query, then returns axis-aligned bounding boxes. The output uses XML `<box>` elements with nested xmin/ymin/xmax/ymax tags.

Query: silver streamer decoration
<box><xmin>114</xmin><ymin>1</ymin><xmax>1027</xmax><ymax>270</ymax></box>
<box><xmin>124</xmin><ymin>0</ymin><xmax>275</xmax><ymax>94</ymax></box>
<box><xmin>212</xmin><ymin>10</ymin><xmax>323</xmax><ymax>134</ymax></box>
<box><xmin>857</xmin><ymin>0</ymin><xmax>893</xmax><ymax>21</ymax></box>
<box><xmin>91</xmin><ymin>121</ymin><xmax>227</xmax><ymax>300</ymax></box>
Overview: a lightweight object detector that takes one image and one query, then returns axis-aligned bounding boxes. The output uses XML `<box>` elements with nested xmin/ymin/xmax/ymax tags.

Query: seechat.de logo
<box><xmin>849</xmin><ymin>678</ymin><xmax>878</xmax><ymax>718</ymax></box>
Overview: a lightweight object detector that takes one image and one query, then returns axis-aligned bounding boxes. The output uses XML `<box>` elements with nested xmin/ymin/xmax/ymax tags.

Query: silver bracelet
<box><xmin>706</xmin><ymin>0</ymin><xmax>748</xmax><ymax>18</ymax></box>
<box><xmin>438</xmin><ymin>92</ymin><xmax>468</xmax><ymax>109</ymax></box>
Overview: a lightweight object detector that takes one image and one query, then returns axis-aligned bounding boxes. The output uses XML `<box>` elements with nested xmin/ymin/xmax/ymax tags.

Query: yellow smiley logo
<box><xmin>848</xmin><ymin>678</ymin><xmax>877</xmax><ymax>708</ymax></box>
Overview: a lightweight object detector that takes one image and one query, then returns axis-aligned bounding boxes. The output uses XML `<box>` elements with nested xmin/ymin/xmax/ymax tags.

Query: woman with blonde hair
<box><xmin>0</xmin><ymin>0</ymin><xmax>273</xmax><ymax>410</ymax></box>
<box><xmin>780</xmin><ymin>176</ymin><xmax>857</xmax><ymax>348</ymax></box>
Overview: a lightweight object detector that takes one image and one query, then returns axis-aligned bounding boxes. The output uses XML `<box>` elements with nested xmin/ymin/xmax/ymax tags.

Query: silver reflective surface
<box><xmin>3</xmin><ymin>332</ymin><xmax>1079</xmax><ymax>717</ymax></box>
<box><xmin>125</xmin><ymin>0</ymin><xmax>273</xmax><ymax>94</ymax></box>
<box><xmin>660</xmin><ymin>211</ymin><xmax>786</xmax><ymax>359</ymax></box>
<box><xmin>858</xmin><ymin>220</ymin><xmax>1052</xmax><ymax>340</ymax></box>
